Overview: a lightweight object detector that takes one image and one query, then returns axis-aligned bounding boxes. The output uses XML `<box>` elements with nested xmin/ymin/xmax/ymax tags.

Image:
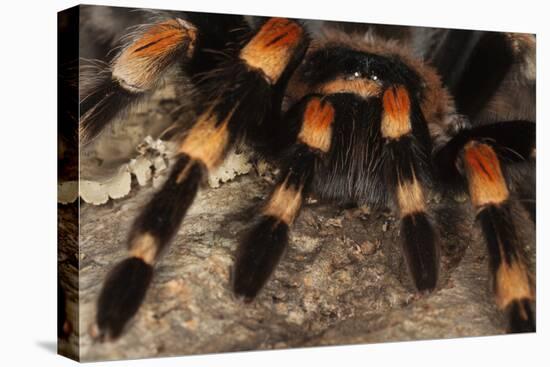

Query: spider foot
<box><xmin>507</xmin><ymin>298</ymin><xmax>535</xmax><ymax>333</ymax></box>
<box><xmin>95</xmin><ymin>257</ymin><xmax>153</xmax><ymax>341</ymax></box>
<box><xmin>401</xmin><ymin>212</ymin><xmax>439</xmax><ymax>292</ymax></box>
<box><xmin>233</xmin><ymin>216</ymin><xmax>289</xmax><ymax>301</ymax></box>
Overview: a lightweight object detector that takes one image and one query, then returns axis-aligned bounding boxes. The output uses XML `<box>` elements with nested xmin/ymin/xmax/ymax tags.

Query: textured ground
<box><xmin>58</xmin><ymin>167</ymin><xmax>535</xmax><ymax>362</ymax></box>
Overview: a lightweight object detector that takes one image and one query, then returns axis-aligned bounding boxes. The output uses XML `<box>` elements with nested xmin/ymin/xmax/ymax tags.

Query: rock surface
<box><xmin>58</xmin><ymin>169</ymin><xmax>535</xmax><ymax>362</ymax></box>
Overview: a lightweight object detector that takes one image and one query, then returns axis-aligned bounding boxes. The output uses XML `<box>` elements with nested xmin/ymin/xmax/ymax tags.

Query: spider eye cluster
<box><xmin>300</xmin><ymin>46</ymin><xmax>406</xmax><ymax>91</ymax></box>
<box><xmin>344</xmin><ymin>70</ymin><xmax>380</xmax><ymax>82</ymax></box>
<box><xmin>345</xmin><ymin>71</ymin><xmax>362</xmax><ymax>80</ymax></box>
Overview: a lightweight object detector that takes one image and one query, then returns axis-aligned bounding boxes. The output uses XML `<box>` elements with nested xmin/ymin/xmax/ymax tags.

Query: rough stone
<box><xmin>58</xmin><ymin>170</ymin><xmax>535</xmax><ymax>361</ymax></box>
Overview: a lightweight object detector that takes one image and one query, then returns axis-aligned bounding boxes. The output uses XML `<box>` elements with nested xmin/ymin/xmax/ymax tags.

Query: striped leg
<box><xmin>95</xmin><ymin>17</ymin><xmax>308</xmax><ymax>340</ymax></box>
<box><xmin>435</xmin><ymin>120</ymin><xmax>536</xmax><ymax>224</ymax></box>
<box><xmin>80</xmin><ymin>19</ymin><xmax>197</xmax><ymax>144</ymax></box>
<box><xmin>381</xmin><ymin>85</ymin><xmax>439</xmax><ymax>291</ymax></box>
<box><xmin>233</xmin><ymin>96</ymin><xmax>335</xmax><ymax>300</ymax></box>
<box><xmin>462</xmin><ymin>142</ymin><xmax>535</xmax><ymax>332</ymax></box>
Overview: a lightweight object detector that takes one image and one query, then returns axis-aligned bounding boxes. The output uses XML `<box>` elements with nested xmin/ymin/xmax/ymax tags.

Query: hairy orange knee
<box><xmin>263</xmin><ymin>180</ymin><xmax>303</xmax><ymax>225</ymax></box>
<box><xmin>381</xmin><ymin>85</ymin><xmax>412</xmax><ymax>139</ymax></box>
<box><xmin>240</xmin><ymin>18</ymin><xmax>304</xmax><ymax>83</ymax></box>
<box><xmin>112</xmin><ymin>19</ymin><xmax>197</xmax><ymax>91</ymax></box>
<box><xmin>298</xmin><ymin>98</ymin><xmax>335</xmax><ymax>152</ymax></box>
<box><xmin>463</xmin><ymin>142</ymin><xmax>509</xmax><ymax>207</ymax></box>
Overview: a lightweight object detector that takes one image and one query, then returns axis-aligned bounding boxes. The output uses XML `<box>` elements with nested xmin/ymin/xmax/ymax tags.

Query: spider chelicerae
<box><xmin>68</xmin><ymin>7</ymin><xmax>536</xmax><ymax>342</ymax></box>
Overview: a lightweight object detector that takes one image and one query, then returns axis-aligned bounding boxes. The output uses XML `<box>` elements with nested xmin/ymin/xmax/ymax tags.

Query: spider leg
<box><xmin>430</xmin><ymin>28</ymin><xmax>536</xmax><ymax>240</ymax></box>
<box><xmin>435</xmin><ymin>120</ymin><xmax>536</xmax><ymax>224</ymax></box>
<box><xmin>80</xmin><ymin>18</ymin><xmax>198</xmax><ymax>144</ymax></box>
<box><xmin>381</xmin><ymin>85</ymin><xmax>439</xmax><ymax>291</ymax></box>
<box><xmin>233</xmin><ymin>95</ymin><xmax>333</xmax><ymax>300</ymax></box>
<box><xmin>434</xmin><ymin>119</ymin><xmax>535</xmax><ymax>332</ymax></box>
<box><xmin>461</xmin><ymin>142</ymin><xmax>535</xmax><ymax>332</ymax></box>
<box><xmin>96</xmin><ymin>155</ymin><xmax>202</xmax><ymax>341</ymax></box>
<box><xmin>95</xmin><ymin>17</ymin><xmax>308</xmax><ymax>340</ymax></box>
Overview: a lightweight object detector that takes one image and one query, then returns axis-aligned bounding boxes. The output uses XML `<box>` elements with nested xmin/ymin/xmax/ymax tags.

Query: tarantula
<box><xmin>75</xmin><ymin>7</ymin><xmax>536</xmax><ymax>341</ymax></box>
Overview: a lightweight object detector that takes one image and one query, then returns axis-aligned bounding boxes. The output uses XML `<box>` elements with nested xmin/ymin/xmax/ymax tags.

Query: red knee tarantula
<box><xmin>76</xmin><ymin>8</ymin><xmax>536</xmax><ymax>340</ymax></box>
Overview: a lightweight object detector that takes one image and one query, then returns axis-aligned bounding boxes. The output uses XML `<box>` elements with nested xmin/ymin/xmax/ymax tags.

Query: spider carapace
<box><xmin>77</xmin><ymin>12</ymin><xmax>536</xmax><ymax>341</ymax></box>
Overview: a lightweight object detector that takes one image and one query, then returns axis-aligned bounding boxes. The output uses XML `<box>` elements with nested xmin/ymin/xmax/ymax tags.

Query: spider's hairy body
<box><xmin>70</xmin><ymin>8</ymin><xmax>535</xmax><ymax>342</ymax></box>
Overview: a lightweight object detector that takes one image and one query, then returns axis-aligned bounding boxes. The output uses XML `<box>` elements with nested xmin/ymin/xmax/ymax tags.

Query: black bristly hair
<box><xmin>182</xmin><ymin>12</ymin><xmax>252</xmax><ymax>75</ymax></box>
<box><xmin>311</xmin><ymin>94</ymin><xmax>387</xmax><ymax>205</ymax></box>
<box><xmin>79</xmin><ymin>75</ymin><xmax>137</xmax><ymax>144</ymax></box>
<box><xmin>128</xmin><ymin>155</ymin><xmax>204</xmax><ymax>249</ymax></box>
<box><xmin>75</xmin><ymin>11</ymin><xmax>536</xmax><ymax>343</ymax></box>
<box><xmin>300</xmin><ymin>46</ymin><xmax>424</xmax><ymax>95</ymax></box>
<box><xmin>477</xmin><ymin>203</ymin><xmax>535</xmax><ymax>332</ymax></box>
<box><xmin>96</xmin><ymin>257</ymin><xmax>154</xmax><ymax>340</ymax></box>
